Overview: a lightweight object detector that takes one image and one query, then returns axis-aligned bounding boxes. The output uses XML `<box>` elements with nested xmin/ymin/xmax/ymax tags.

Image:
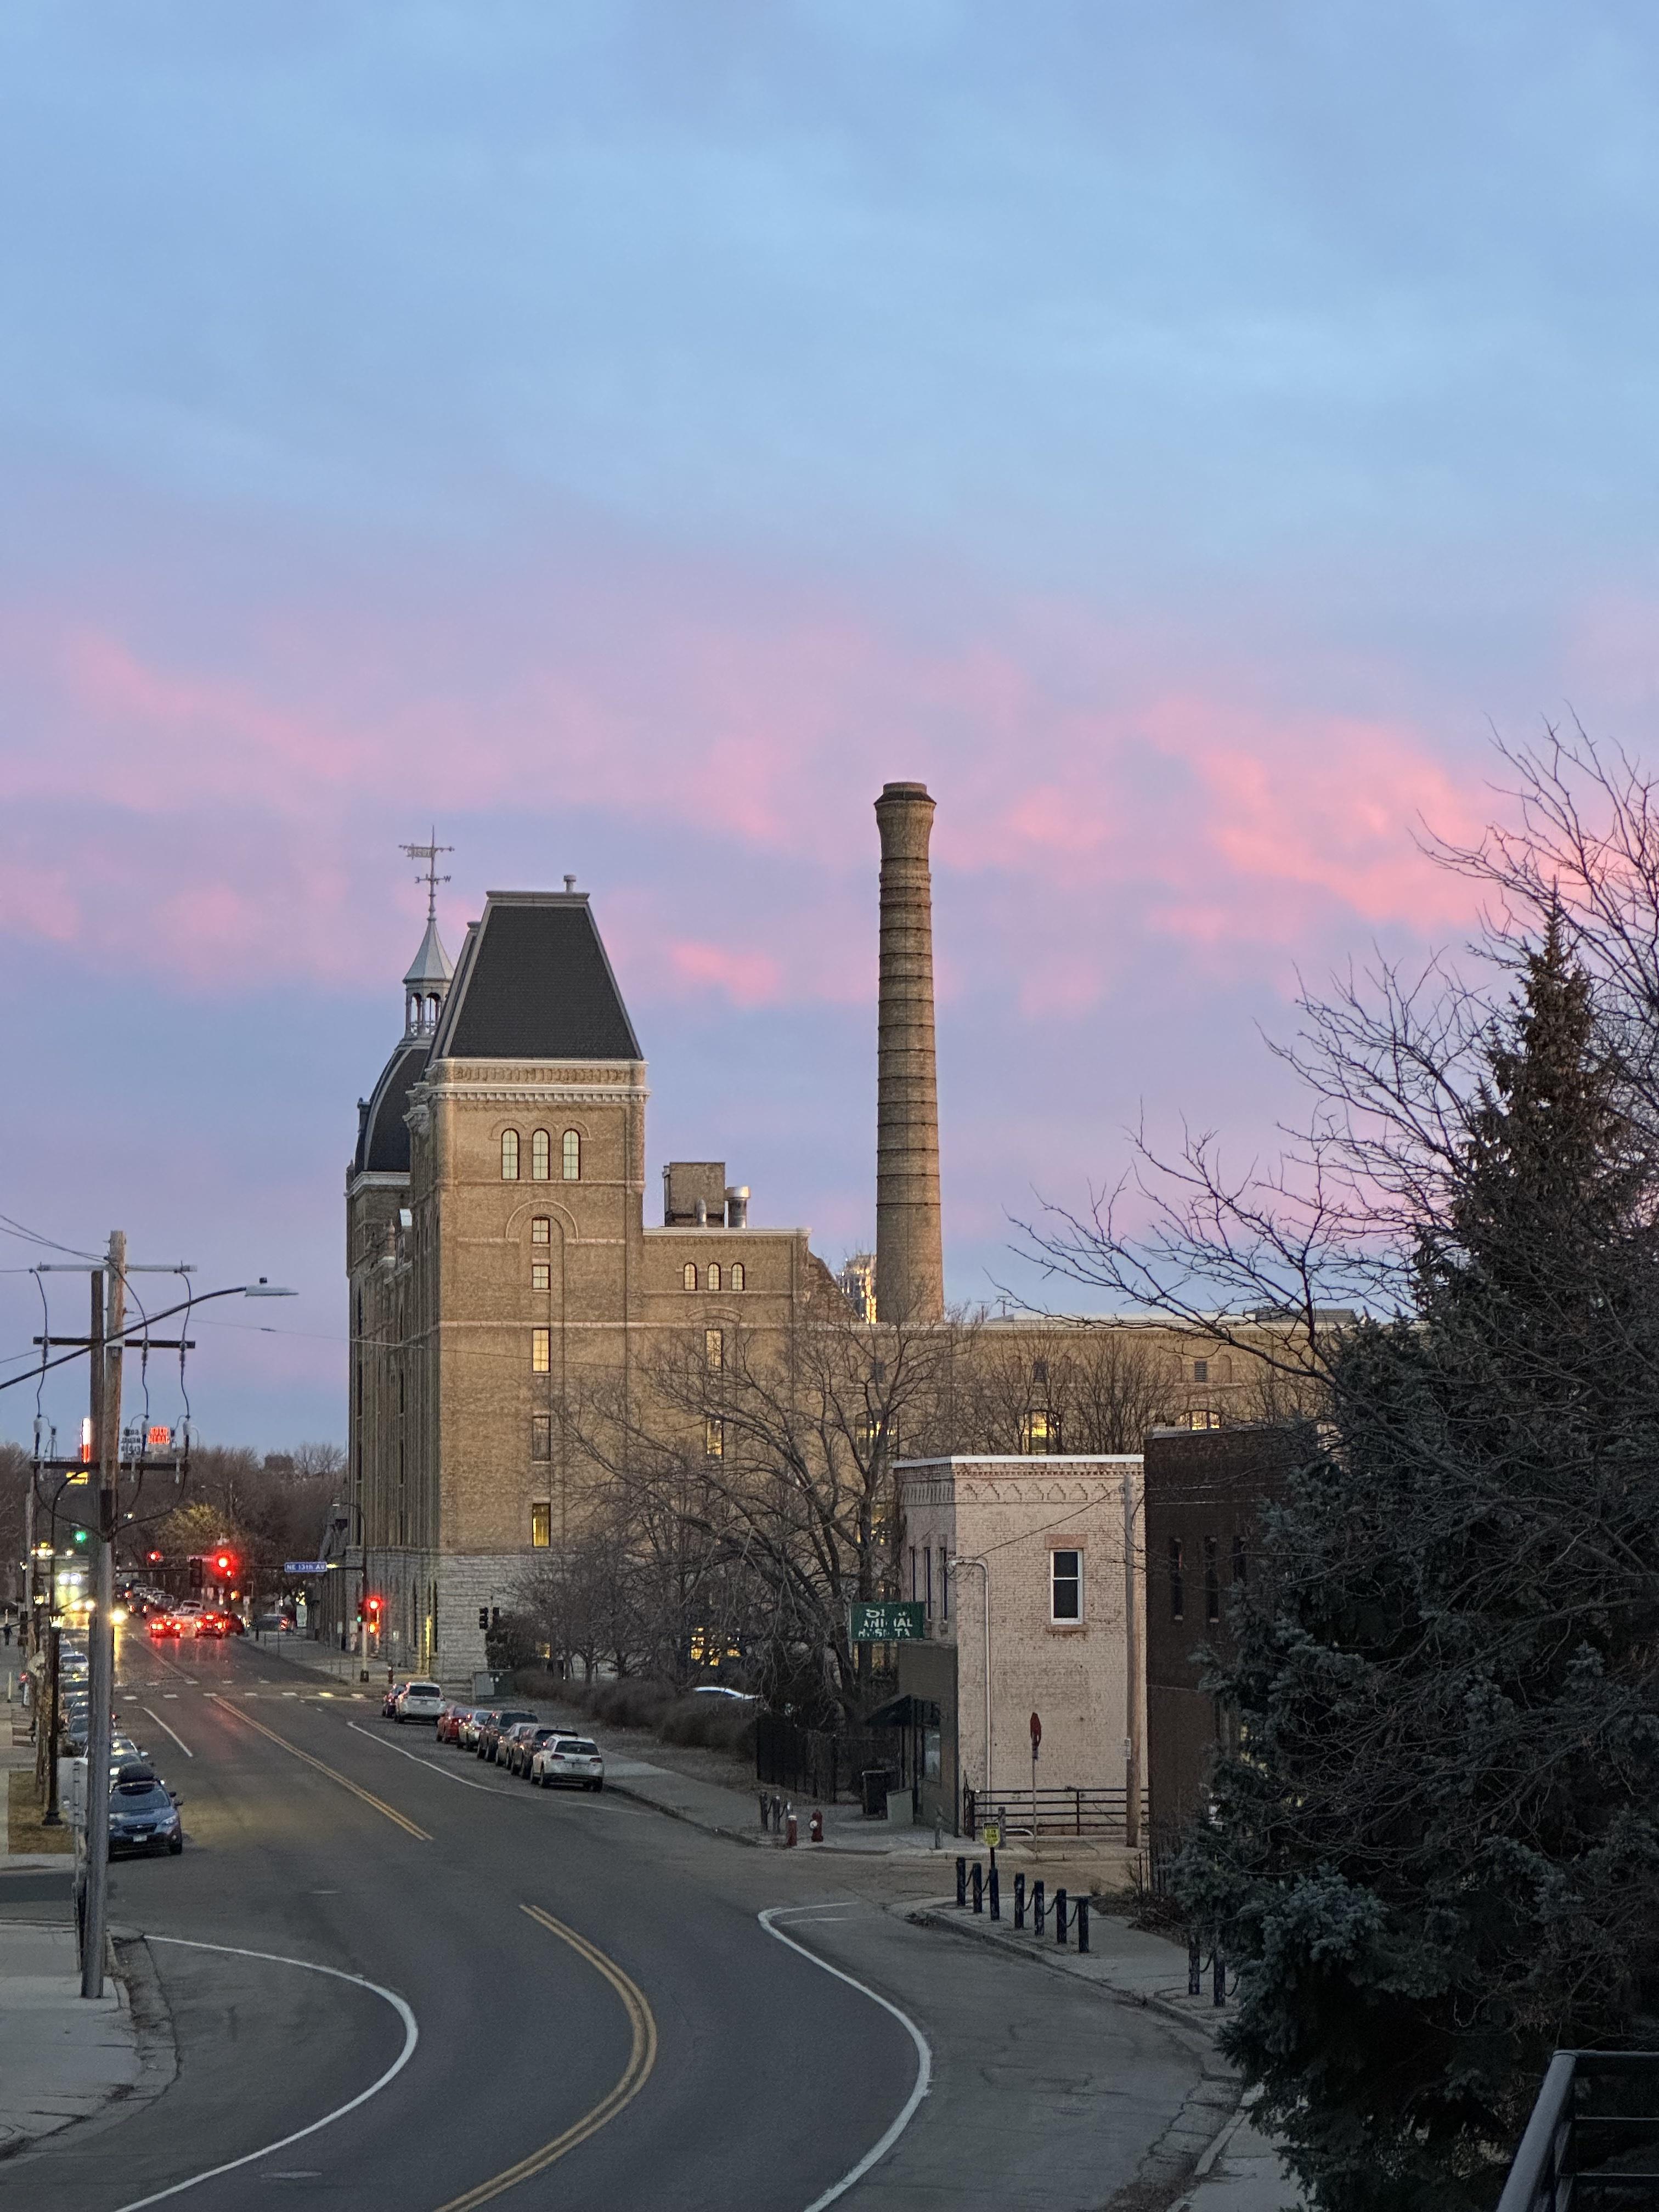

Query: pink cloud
<box><xmin>665</xmin><ymin>939</ymin><xmax>786</xmax><ymax>1006</ymax></box>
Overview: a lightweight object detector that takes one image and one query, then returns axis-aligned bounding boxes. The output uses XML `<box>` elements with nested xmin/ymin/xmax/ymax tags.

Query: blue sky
<box><xmin>1</xmin><ymin>3</ymin><xmax>1656</xmax><ymax>1444</ymax></box>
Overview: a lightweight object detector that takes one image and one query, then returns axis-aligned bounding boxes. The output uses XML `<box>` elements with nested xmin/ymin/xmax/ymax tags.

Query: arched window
<box><xmin>500</xmin><ymin>1130</ymin><xmax>520</xmax><ymax>1181</ymax></box>
<box><xmin>682</xmin><ymin>1262</ymin><xmax>697</xmax><ymax>1291</ymax></box>
<box><xmin>707</xmin><ymin>1263</ymin><xmax>721</xmax><ymax>1292</ymax></box>
<box><xmin>562</xmin><ymin>1130</ymin><xmax>581</xmax><ymax>1181</ymax></box>
<box><xmin>530</xmin><ymin>1130</ymin><xmax>550</xmax><ymax>1181</ymax></box>
<box><xmin>731</xmin><ymin>1262</ymin><xmax>745</xmax><ymax>1293</ymax></box>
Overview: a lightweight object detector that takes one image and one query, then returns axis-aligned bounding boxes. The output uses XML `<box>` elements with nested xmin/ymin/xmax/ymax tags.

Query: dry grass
<box><xmin>7</xmin><ymin>1767</ymin><xmax>74</xmax><ymax>1854</ymax></box>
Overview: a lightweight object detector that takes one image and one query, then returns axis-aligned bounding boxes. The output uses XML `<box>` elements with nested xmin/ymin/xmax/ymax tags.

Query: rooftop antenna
<box><xmin>400</xmin><ymin>828</ymin><xmax>453</xmax><ymax>919</ymax></box>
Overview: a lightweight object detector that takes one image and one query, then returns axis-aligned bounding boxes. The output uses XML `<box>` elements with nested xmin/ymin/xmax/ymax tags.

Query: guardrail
<box><xmin>1498</xmin><ymin>2051</ymin><xmax>1659</xmax><ymax>2211</ymax></box>
<box><xmin>962</xmin><ymin>1785</ymin><xmax>1149</xmax><ymax>1840</ymax></box>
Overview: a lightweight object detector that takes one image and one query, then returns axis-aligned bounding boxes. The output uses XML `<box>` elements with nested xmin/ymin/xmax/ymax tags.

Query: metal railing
<box><xmin>962</xmin><ymin>1784</ymin><xmax>1149</xmax><ymax>1841</ymax></box>
<box><xmin>1499</xmin><ymin>2051</ymin><xmax>1659</xmax><ymax>2211</ymax></box>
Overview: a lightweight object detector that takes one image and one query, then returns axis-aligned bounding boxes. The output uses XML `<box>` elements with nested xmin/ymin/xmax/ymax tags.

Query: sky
<box><xmin>2</xmin><ymin>1</ymin><xmax>1657</xmax><ymax>1447</ymax></box>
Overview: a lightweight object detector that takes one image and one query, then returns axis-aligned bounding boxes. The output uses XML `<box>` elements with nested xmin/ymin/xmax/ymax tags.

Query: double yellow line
<box><xmin>207</xmin><ymin>1695</ymin><xmax>432</xmax><ymax>1842</ymax></box>
<box><xmin>428</xmin><ymin>1905</ymin><xmax>658</xmax><ymax>2211</ymax></box>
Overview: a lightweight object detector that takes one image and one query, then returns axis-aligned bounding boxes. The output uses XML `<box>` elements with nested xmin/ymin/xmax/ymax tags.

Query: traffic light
<box><xmin>146</xmin><ymin>1550</ymin><xmax>163</xmax><ymax>1565</ymax></box>
<box><xmin>72</xmin><ymin>1528</ymin><xmax>89</xmax><ymax>1548</ymax></box>
<box><xmin>214</xmin><ymin>1550</ymin><xmax>234</xmax><ymax>1579</ymax></box>
<box><xmin>188</xmin><ymin>1556</ymin><xmax>203</xmax><ymax>1594</ymax></box>
<box><xmin>365</xmin><ymin>1594</ymin><xmax>382</xmax><ymax>1625</ymax></box>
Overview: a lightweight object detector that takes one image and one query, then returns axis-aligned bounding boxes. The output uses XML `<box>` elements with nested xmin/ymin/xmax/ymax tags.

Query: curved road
<box><xmin>8</xmin><ymin>1630</ymin><xmax>1206</xmax><ymax>2210</ymax></box>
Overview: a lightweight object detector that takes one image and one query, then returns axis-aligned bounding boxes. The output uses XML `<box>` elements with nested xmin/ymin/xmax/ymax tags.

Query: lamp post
<box><xmin>947</xmin><ymin>1554</ymin><xmax>991</xmax><ymax>1814</ymax></box>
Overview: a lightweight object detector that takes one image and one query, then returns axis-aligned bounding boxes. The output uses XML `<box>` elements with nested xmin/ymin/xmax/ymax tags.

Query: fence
<box><xmin>962</xmin><ymin>1784</ymin><xmax>1150</xmax><ymax>1842</ymax></box>
<box><xmin>755</xmin><ymin>1714</ymin><xmax>900</xmax><ymax>1803</ymax></box>
<box><xmin>1499</xmin><ymin>2051</ymin><xmax>1659</xmax><ymax>2212</ymax></box>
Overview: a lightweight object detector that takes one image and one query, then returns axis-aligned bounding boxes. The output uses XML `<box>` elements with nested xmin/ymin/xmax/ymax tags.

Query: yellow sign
<box><xmin>981</xmin><ymin>1822</ymin><xmax>1001</xmax><ymax>1849</ymax></box>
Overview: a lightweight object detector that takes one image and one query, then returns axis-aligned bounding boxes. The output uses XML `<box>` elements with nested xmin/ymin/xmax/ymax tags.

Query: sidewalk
<box><xmin>907</xmin><ymin>1895</ymin><xmax>1304</xmax><ymax>2212</ymax></box>
<box><xmin>0</xmin><ymin>1924</ymin><xmax>142</xmax><ymax>2155</ymax></box>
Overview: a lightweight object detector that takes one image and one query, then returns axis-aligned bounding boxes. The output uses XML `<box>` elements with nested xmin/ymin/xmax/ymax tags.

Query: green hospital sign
<box><xmin>849</xmin><ymin>1600</ymin><xmax>927</xmax><ymax>1644</ymax></box>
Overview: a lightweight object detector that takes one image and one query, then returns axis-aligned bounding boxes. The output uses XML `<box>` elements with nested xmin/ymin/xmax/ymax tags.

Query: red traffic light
<box><xmin>365</xmin><ymin>1594</ymin><xmax>382</xmax><ymax>1618</ymax></box>
<box><xmin>146</xmin><ymin>1550</ymin><xmax>163</xmax><ymax>1564</ymax></box>
<box><xmin>215</xmin><ymin>1552</ymin><xmax>233</xmax><ymax>1575</ymax></box>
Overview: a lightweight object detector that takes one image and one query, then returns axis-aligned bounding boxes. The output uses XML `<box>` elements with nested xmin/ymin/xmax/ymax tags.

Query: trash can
<box><xmin>860</xmin><ymin>1768</ymin><xmax>891</xmax><ymax>1819</ymax></box>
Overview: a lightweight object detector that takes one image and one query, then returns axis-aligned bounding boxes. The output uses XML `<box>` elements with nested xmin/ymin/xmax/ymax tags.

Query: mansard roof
<box><xmin>355</xmin><ymin>1036</ymin><xmax>431</xmax><ymax>1177</ymax></box>
<box><xmin>433</xmin><ymin>891</ymin><xmax>641</xmax><ymax>1063</ymax></box>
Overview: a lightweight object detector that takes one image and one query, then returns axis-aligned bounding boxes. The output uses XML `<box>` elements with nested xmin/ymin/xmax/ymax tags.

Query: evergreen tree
<box><xmin>1181</xmin><ymin>924</ymin><xmax>1659</xmax><ymax>2212</ymax></box>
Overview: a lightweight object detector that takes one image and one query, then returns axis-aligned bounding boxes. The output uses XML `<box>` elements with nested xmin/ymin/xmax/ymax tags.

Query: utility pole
<box><xmin>80</xmin><ymin>1235</ymin><xmax>121</xmax><ymax>2000</ymax></box>
<box><xmin>1124</xmin><ymin>1468</ymin><xmax>1144</xmax><ymax>1853</ymax></box>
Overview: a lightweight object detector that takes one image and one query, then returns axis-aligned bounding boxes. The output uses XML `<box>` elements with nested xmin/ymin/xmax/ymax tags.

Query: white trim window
<box><xmin>1050</xmin><ymin>1547</ymin><xmax>1083</xmax><ymax>1623</ymax></box>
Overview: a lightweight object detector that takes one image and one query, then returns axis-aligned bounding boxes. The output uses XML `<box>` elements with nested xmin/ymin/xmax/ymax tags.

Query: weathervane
<box><xmin>400</xmin><ymin>829</ymin><xmax>453</xmax><ymax>919</ymax></box>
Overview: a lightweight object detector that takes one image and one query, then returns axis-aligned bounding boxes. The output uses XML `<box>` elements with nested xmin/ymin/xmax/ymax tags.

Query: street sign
<box><xmin>981</xmin><ymin>1821</ymin><xmax>1001</xmax><ymax>1849</ymax></box>
<box><xmin>849</xmin><ymin>1600</ymin><xmax>927</xmax><ymax>1643</ymax></box>
<box><xmin>1030</xmin><ymin>1711</ymin><xmax>1042</xmax><ymax>1752</ymax></box>
<box><xmin>284</xmin><ymin>1560</ymin><xmax>331</xmax><ymax>1575</ymax></box>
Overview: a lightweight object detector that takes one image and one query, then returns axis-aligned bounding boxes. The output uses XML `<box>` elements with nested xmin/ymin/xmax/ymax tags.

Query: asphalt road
<box><xmin>6</xmin><ymin>1629</ymin><xmax>1206</xmax><ymax>2211</ymax></box>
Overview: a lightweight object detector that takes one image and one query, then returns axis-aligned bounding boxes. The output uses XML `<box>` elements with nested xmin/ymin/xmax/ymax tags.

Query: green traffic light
<box><xmin>72</xmin><ymin>1528</ymin><xmax>89</xmax><ymax>1546</ymax></box>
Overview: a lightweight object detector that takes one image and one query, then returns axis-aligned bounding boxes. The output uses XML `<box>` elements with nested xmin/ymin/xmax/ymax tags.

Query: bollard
<box><xmin>1214</xmin><ymin>1946</ymin><xmax>1226</xmax><ymax>2007</ymax></box>
<box><xmin>1055</xmin><ymin>1887</ymin><xmax>1069</xmax><ymax>1947</ymax></box>
<box><xmin>809</xmin><ymin>1807</ymin><xmax>823</xmax><ymax>1844</ymax></box>
<box><xmin>1014</xmin><ymin>1872</ymin><xmax>1026</xmax><ymax>1929</ymax></box>
<box><xmin>971</xmin><ymin>1861</ymin><xmax>984</xmax><ymax>1914</ymax></box>
<box><xmin>1077</xmin><ymin>1896</ymin><xmax>1090</xmax><ymax>1954</ymax></box>
<box><xmin>758</xmin><ymin>1792</ymin><xmax>770</xmax><ymax>1832</ymax></box>
<box><xmin>785</xmin><ymin>1804</ymin><xmax>797</xmax><ymax>1848</ymax></box>
<box><xmin>1033</xmin><ymin>1879</ymin><xmax>1046</xmax><ymax>1935</ymax></box>
<box><xmin>933</xmin><ymin>1814</ymin><xmax>943</xmax><ymax>1852</ymax></box>
<box><xmin>956</xmin><ymin>1855</ymin><xmax>968</xmax><ymax>1908</ymax></box>
<box><xmin>989</xmin><ymin>1863</ymin><xmax>1000</xmax><ymax>1921</ymax></box>
<box><xmin>1188</xmin><ymin>1934</ymin><xmax>1203</xmax><ymax>1996</ymax></box>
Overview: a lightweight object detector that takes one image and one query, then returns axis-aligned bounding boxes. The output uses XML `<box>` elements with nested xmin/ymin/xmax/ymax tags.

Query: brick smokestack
<box><xmin>875</xmin><ymin>781</ymin><xmax>944</xmax><ymax>1323</ymax></box>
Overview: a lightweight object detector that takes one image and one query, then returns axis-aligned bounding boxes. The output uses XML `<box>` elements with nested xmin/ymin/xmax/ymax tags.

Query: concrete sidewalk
<box><xmin>908</xmin><ymin>1895</ymin><xmax>1304</xmax><ymax>2212</ymax></box>
<box><xmin>0</xmin><ymin>1925</ymin><xmax>143</xmax><ymax>2155</ymax></box>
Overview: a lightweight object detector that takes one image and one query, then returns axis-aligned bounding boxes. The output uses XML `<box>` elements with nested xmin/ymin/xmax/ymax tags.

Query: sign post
<box><xmin>1030</xmin><ymin>1710</ymin><xmax>1041</xmax><ymax>1844</ymax></box>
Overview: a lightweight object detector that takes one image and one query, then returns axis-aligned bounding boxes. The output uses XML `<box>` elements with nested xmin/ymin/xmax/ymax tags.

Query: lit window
<box><xmin>1193</xmin><ymin>1358</ymin><xmax>1209</xmax><ymax>1385</ymax></box>
<box><xmin>531</xmin><ymin>1415</ymin><xmax>551</xmax><ymax>1461</ymax></box>
<box><xmin>707</xmin><ymin>1263</ymin><xmax>720</xmax><ymax>1291</ymax></box>
<box><xmin>1169</xmin><ymin>1538</ymin><xmax>1184</xmax><ymax>1622</ymax></box>
<box><xmin>1051</xmin><ymin>1548</ymin><xmax>1082</xmax><ymax>1622</ymax></box>
<box><xmin>1205</xmin><ymin>1536</ymin><xmax>1221</xmax><ymax>1624</ymax></box>
<box><xmin>531</xmin><ymin>1328</ymin><xmax>550</xmax><ymax>1374</ymax></box>
<box><xmin>682</xmin><ymin>1262</ymin><xmax>697</xmax><ymax>1291</ymax></box>
<box><xmin>531</xmin><ymin>1503</ymin><xmax>551</xmax><ymax>1548</ymax></box>
<box><xmin>501</xmin><ymin>1130</ymin><xmax>520</xmax><ymax>1181</ymax></box>
<box><xmin>1024</xmin><ymin>1409</ymin><xmax>1057</xmax><ymax>1454</ymax></box>
<box><xmin>532</xmin><ymin>1262</ymin><xmax>550</xmax><ymax>1293</ymax></box>
<box><xmin>562</xmin><ymin>1130</ymin><xmax>580</xmax><ymax>1181</ymax></box>
<box><xmin>532</xmin><ymin>1217</ymin><xmax>550</xmax><ymax>1245</ymax></box>
<box><xmin>704</xmin><ymin>1418</ymin><xmax>724</xmax><ymax>1460</ymax></box>
<box><xmin>531</xmin><ymin>1129</ymin><xmax>550</xmax><ymax>1181</ymax></box>
<box><xmin>705</xmin><ymin>1328</ymin><xmax>723</xmax><ymax>1370</ymax></box>
<box><xmin>731</xmin><ymin>1262</ymin><xmax>745</xmax><ymax>1292</ymax></box>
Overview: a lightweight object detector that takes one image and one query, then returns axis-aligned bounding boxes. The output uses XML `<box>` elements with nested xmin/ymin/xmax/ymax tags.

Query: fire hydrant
<box><xmin>809</xmin><ymin>1807</ymin><xmax>824</xmax><ymax>1844</ymax></box>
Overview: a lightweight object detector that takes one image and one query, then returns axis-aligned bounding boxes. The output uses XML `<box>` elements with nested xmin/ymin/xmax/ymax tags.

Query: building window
<box><xmin>1033</xmin><ymin>1357</ymin><xmax>1048</xmax><ymax>1384</ymax></box>
<box><xmin>1024</xmin><ymin>1409</ymin><xmax>1057</xmax><ymax>1454</ymax></box>
<box><xmin>707</xmin><ymin>1263</ymin><xmax>721</xmax><ymax>1291</ymax></box>
<box><xmin>531</xmin><ymin>1414</ymin><xmax>551</xmax><ymax>1461</ymax></box>
<box><xmin>704</xmin><ymin>1418</ymin><xmax>724</xmax><ymax>1460</ymax></box>
<box><xmin>909</xmin><ymin>1545</ymin><xmax>917</xmax><ymax>1600</ymax></box>
<box><xmin>532</xmin><ymin>1217</ymin><xmax>550</xmax><ymax>1245</ymax></box>
<box><xmin>531</xmin><ymin>1129</ymin><xmax>550</xmax><ymax>1180</ymax></box>
<box><xmin>682</xmin><ymin>1262</ymin><xmax>697</xmax><ymax>1291</ymax></box>
<box><xmin>1232</xmin><ymin>1534</ymin><xmax>1247</xmax><ymax>1586</ymax></box>
<box><xmin>1218</xmin><ymin>1355</ymin><xmax>1233</xmax><ymax>1383</ymax></box>
<box><xmin>562</xmin><ymin>1130</ymin><xmax>581</xmax><ymax>1181</ymax></box>
<box><xmin>501</xmin><ymin>1130</ymin><xmax>520</xmax><ymax>1181</ymax></box>
<box><xmin>1180</xmin><ymin>1408</ymin><xmax>1223</xmax><ymax>1432</ymax></box>
<box><xmin>1205</xmin><ymin>1535</ymin><xmax>1221</xmax><ymax>1624</ymax></box>
<box><xmin>1193</xmin><ymin>1357</ymin><xmax>1209</xmax><ymax>1385</ymax></box>
<box><xmin>1169</xmin><ymin>1538</ymin><xmax>1184</xmax><ymax>1622</ymax></box>
<box><xmin>924</xmin><ymin>1546</ymin><xmax>933</xmax><ymax>1618</ymax></box>
<box><xmin>1051</xmin><ymin>1548</ymin><xmax>1082</xmax><ymax>1623</ymax></box>
<box><xmin>532</xmin><ymin>1261</ymin><xmax>550</xmax><ymax>1292</ymax></box>
<box><xmin>531</xmin><ymin>1503</ymin><xmax>551</xmax><ymax>1548</ymax></box>
<box><xmin>705</xmin><ymin>1327</ymin><xmax>723</xmax><ymax>1370</ymax></box>
<box><xmin>731</xmin><ymin>1262</ymin><xmax>745</xmax><ymax>1292</ymax></box>
<box><xmin>532</xmin><ymin>1328</ymin><xmax>550</xmax><ymax>1374</ymax></box>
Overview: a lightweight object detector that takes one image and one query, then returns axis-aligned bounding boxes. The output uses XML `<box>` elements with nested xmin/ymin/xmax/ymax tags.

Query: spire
<box><xmin>399</xmin><ymin>831</ymin><xmax>455</xmax><ymax>1036</ymax></box>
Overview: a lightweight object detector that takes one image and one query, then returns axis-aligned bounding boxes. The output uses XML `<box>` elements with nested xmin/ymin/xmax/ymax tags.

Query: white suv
<box><xmin>531</xmin><ymin>1736</ymin><xmax>605</xmax><ymax>1791</ymax></box>
<box><xmin>397</xmin><ymin>1681</ymin><xmax>444</xmax><ymax>1724</ymax></box>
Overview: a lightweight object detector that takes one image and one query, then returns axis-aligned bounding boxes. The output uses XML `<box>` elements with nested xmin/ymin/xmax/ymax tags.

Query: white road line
<box><xmin>759</xmin><ymin>1905</ymin><xmax>932</xmax><ymax>2212</ymax></box>
<box><xmin>141</xmin><ymin>1706</ymin><xmax>194</xmax><ymax>1759</ymax></box>
<box><xmin>345</xmin><ymin>1720</ymin><xmax>516</xmax><ymax>1795</ymax></box>
<box><xmin>111</xmin><ymin>1936</ymin><xmax>418</xmax><ymax>2211</ymax></box>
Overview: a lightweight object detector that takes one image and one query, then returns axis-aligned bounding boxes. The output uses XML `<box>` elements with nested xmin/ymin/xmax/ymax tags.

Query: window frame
<box><xmin>1050</xmin><ymin>1546</ymin><xmax>1084</xmax><ymax>1624</ymax></box>
<box><xmin>530</xmin><ymin>1503</ymin><xmax>551</xmax><ymax>1549</ymax></box>
<box><xmin>731</xmin><ymin>1262</ymin><xmax>745</xmax><ymax>1292</ymax></box>
<box><xmin>500</xmin><ymin>1129</ymin><xmax>520</xmax><ymax>1182</ymax></box>
<box><xmin>531</xmin><ymin>1413</ymin><xmax>552</xmax><ymax>1462</ymax></box>
<box><xmin>531</xmin><ymin>1217</ymin><xmax>550</xmax><ymax>1245</ymax></box>
<box><xmin>531</xmin><ymin>1327</ymin><xmax>551</xmax><ymax>1375</ymax></box>
<box><xmin>705</xmin><ymin>1327</ymin><xmax>724</xmax><ymax>1371</ymax></box>
<box><xmin>562</xmin><ymin>1130</ymin><xmax>581</xmax><ymax>1182</ymax></box>
<box><xmin>682</xmin><ymin>1262</ymin><xmax>697</xmax><ymax>1291</ymax></box>
<box><xmin>531</xmin><ymin>1261</ymin><xmax>550</xmax><ymax>1293</ymax></box>
<box><xmin>704</xmin><ymin>1417</ymin><xmax>724</xmax><ymax>1460</ymax></box>
<box><xmin>707</xmin><ymin>1263</ymin><xmax>721</xmax><ymax>1292</ymax></box>
<box><xmin>530</xmin><ymin>1128</ymin><xmax>550</xmax><ymax>1181</ymax></box>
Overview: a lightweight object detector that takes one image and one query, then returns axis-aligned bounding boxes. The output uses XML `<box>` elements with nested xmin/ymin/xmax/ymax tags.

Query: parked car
<box><xmin>692</xmin><ymin>1685</ymin><xmax>757</xmax><ymax>1701</ymax></box>
<box><xmin>477</xmin><ymin>1709</ymin><xmax>537</xmax><ymax>1761</ymax></box>
<box><xmin>531</xmin><ymin>1736</ymin><xmax>605</xmax><ymax>1791</ymax></box>
<box><xmin>505</xmin><ymin>1723</ymin><xmax>562</xmax><ymax>1778</ymax></box>
<box><xmin>437</xmin><ymin>1704</ymin><xmax>479</xmax><ymax>1744</ymax></box>
<box><xmin>108</xmin><ymin>1763</ymin><xmax>183</xmax><ymax>1857</ymax></box>
<box><xmin>495</xmin><ymin>1721</ymin><xmax>540</xmax><ymax>1770</ymax></box>
<box><xmin>397</xmin><ymin>1681</ymin><xmax>444</xmax><ymax>1725</ymax></box>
